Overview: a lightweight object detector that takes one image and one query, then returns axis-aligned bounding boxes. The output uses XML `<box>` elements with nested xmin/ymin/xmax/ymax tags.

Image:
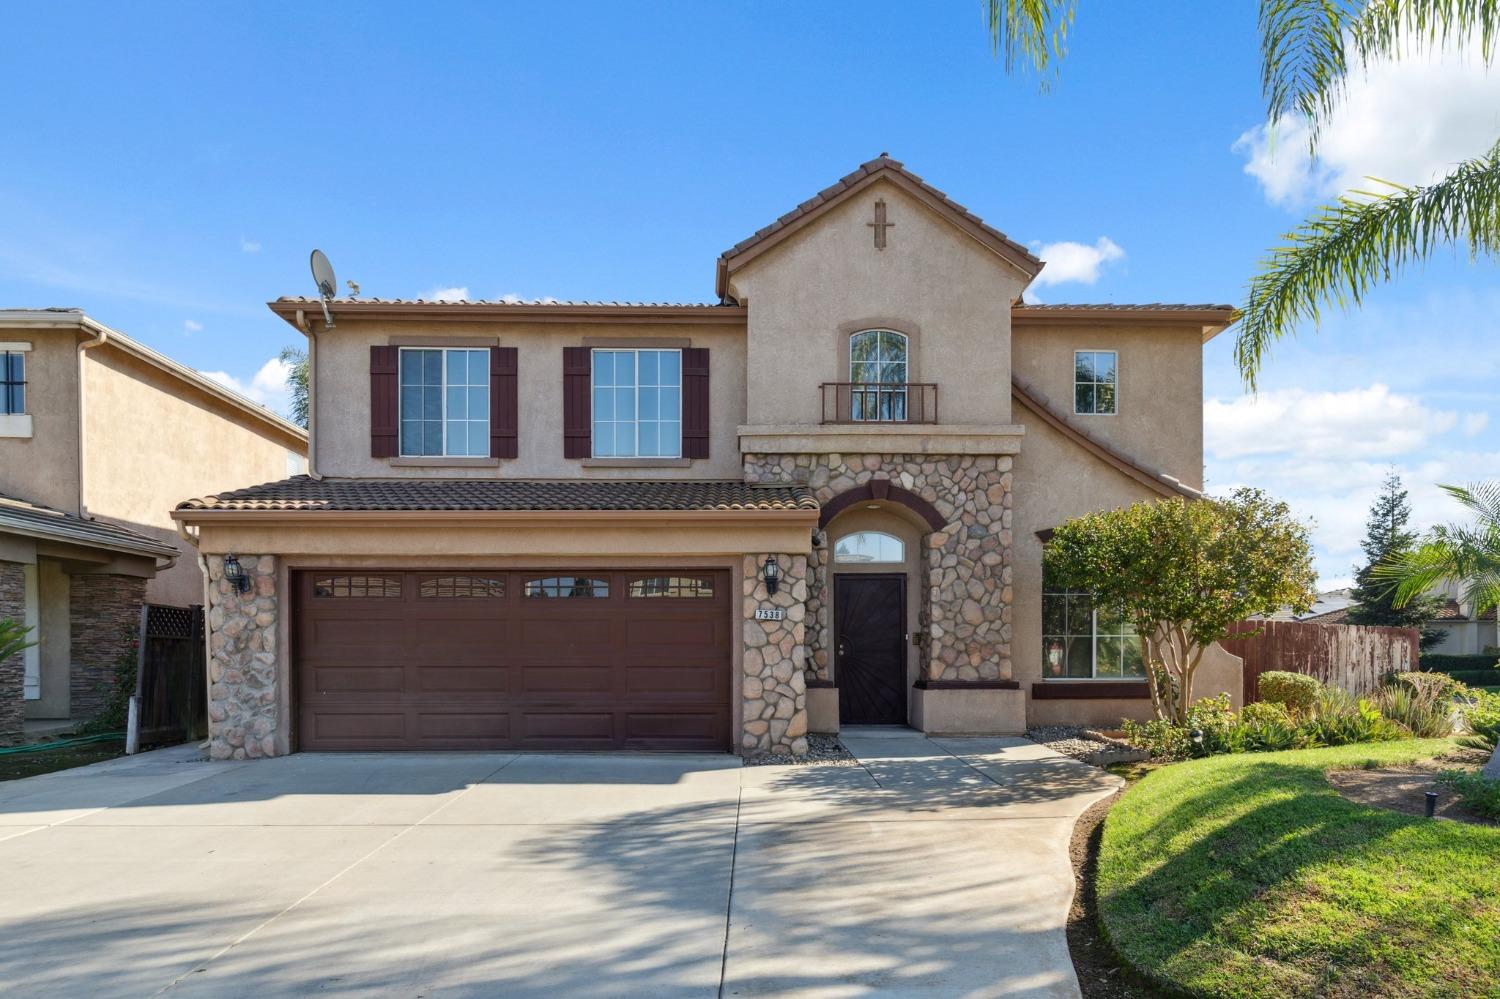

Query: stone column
<box><xmin>741</xmin><ymin>553</ymin><xmax>809</xmax><ymax>756</ymax></box>
<box><xmin>0</xmin><ymin>560</ymin><xmax>26</xmax><ymax>745</ymax></box>
<box><xmin>205</xmin><ymin>555</ymin><xmax>282</xmax><ymax>760</ymax></box>
<box><xmin>69</xmin><ymin>573</ymin><xmax>147</xmax><ymax>724</ymax></box>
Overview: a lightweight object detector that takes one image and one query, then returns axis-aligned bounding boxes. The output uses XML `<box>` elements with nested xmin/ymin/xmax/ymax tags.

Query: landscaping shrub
<box><xmin>1376</xmin><ymin>677</ymin><xmax>1458</xmax><ymax>737</ymax></box>
<box><xmin>1394</xmin><ymin>670</ymin><xmax>1468</xmax><ymax>700</ymax></box>
<box><xmin>1237</xmin><ymin>700</ymin><xmax>1301</xmax><ymax>751</ymax></box>
<box><xmin>1435</xmin><ymin>769</ymin><xmax>1500</xmax><ymax>819</ymax></box>
<box><xmin>1444</xmin><ymin>670</ymin><xmax>1500</xmax><ymax>688</ymax></box>
<box><xmin>1460</xmin><ymin>689</ymin><xmax>1500</xmax><ymax>753</ymax></box>
<box><xmin>1119</xmin><ymin>716</ymin><xmax>1192</xmax><ymax>760</ymax></box>
<box><xmin>1300</xmin><ymin>687</ymin><xmax>1405</xmax><ymax>746</ymax></box>
<box><xmin>1421</xmin><ymin>654</ymin><xmax>1500</xmax><ymax>674</ymax></box>
<box><xmin>1257</xmin><ymin>669</ymin><xmax>1322</xmax><ymax>716</ymax></box>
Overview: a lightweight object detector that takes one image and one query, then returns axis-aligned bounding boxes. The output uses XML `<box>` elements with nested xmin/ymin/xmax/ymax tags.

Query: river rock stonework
<box><xmin>205</xmin><ymin>554</ymin><xmax>282</xmax><ymax>760</ymax></box>
<box><xmin>745</xmin><ymin>452</ymin><xmax>1014</xmax><ymax>683</ymax></box>
<box><xmin>741</xmin><ymin>553</ymin><xmax>809</xmax><ymax>756</ymax></box>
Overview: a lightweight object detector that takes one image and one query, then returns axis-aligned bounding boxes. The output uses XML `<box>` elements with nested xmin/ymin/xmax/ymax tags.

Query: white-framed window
<box><xmin>1042</xmin><ymin>586</ymin><xmax>1144</xmax><ymax>679</ymax></box>
<box><xmin>1074</xmin><ymin>350</ymin><xmax>1117</xmax><ymax>415</ymax></box>
<box><xmin>849</xmin><ymin>329</ymin><xmax>908</xmax><ymax>421</ymax></box>
<box><xmin>399</xmin><ymin>348</ymin><xmax>490</xmax><ymax>457</ymax></box>
<box><xmin>2</xmin><ymin>350</ymin><xmax>25</xmax><ymax>415</ymax></box>
<box><xmin>834</xmin><ymin>531</ymin><xmax>906</xmax><ymax>564</ymax></box>
<box><xmin>592</xmin><ymin>348</ymin><xmax>681</xmax><ymax>458</ymax></box>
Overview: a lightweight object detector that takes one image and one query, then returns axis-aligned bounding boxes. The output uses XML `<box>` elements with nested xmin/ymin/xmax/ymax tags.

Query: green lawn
<box><xmin>1097</xmin><ymin>740</ymin><xmax>1500</xmax><ymax>999</ymax></box>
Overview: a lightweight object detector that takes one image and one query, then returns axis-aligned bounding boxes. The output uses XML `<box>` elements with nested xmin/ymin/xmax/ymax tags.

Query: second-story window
<box><xmin>399</xmin><ymin>348</ymin><xmax>489</xmax><ymax>457</ymax></box>
<box><xmin>849</xmin><ymin>329</ymin><xmax>908</xmax><ymax>421</ymax></box>
<box><xmin>592</xmin><ymin>348</ymin><xmax>681</xmax><ymax>457</ymax></box>
<box><xmin>1074</xmin><ymin>350</ymin><xmax>1117</xmax><ymax>415</ymax></box>
<box><xmin>1</xmin><ymin>351</ymin><xmax>24</xmax><ymax>415</ymax></box>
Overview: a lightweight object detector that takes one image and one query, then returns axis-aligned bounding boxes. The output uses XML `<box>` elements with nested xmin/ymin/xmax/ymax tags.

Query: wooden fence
<box><xmin>133</xmin><ymin>603</ymin><xmax>206</xmax><ymax>745</ymax></box>
<box><xmin>1221</xmin><ymin>619</ymin><xmax>1420</xmax><ymax>704</ymax></box>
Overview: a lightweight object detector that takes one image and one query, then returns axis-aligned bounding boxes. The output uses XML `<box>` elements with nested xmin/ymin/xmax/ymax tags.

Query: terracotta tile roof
<box><xmin>1014</xmin><ymin>303</ymin><xmax>1236</xmax><ymax>312</ymax></box>
<box><xmin>177</xmin><ymin>477</ymin><xmax>819</xmax><ymax>514</ymax></box>
<box><xmin>716</xmin><ymin>154</ymin><xmax>1043</xmax><ymax>298</ymax></box>
<box><xmin>0</xmin><ymin>493</ymin><xmax>178</xmax><ymax>559</ymax></box>
<box><xmin>273</xmin><ymin>297</ymin><xmax>727</xmax><ymax>308</ymax></box>
<box><xmin>1433</xmin><ymin>599</ymin><xmax>1497</xmax><ymax>622</ymax></box>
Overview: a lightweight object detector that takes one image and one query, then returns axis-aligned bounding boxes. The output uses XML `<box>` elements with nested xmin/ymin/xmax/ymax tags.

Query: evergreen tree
<box><xmin>1346</xmin><ymin>472</ymin><xmax>1443</xmax><ymax>648</ymax></box>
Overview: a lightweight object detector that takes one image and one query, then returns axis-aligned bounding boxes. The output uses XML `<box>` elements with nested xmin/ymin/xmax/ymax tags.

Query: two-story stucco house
<box><xmin>174</xmin><ymin>155</ymin><xmax>1243</xmax><ymax>759</ymax></box>
<box><xmin>0</xmin><ymin>308</ymin><xmax>307</xmax><ymax>743</ymax></box>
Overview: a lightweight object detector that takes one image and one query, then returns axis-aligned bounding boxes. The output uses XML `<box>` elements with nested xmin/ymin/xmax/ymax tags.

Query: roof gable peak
<box><xmin>716</xmin><ymin>154</ymin><xmax>1043</xmax><ymax>299</ymax></box>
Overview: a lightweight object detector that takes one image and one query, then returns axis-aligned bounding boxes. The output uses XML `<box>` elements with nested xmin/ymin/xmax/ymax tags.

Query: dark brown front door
<box><xmin>293</xmin><ymin>569</ymin><xmax>731</xmax><ymax>752</ymax></box>
<box><xmin>834</xmin><ymin>574</ymin><xmax>907</xmax><ymax>725</ymax></box>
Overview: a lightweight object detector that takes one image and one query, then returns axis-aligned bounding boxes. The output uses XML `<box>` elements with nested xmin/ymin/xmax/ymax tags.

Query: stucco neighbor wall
<box><xmin>312</xmin><ymin>318</ymin><xmax>746</xmax><ymax>480</ymax></box>
<box><xmin>0</xmin><ymin>334</ymin><xmax>81</xmax><ymax>514</ymax></box>
<box><xmin>83</xmin><ymin>346</ymin><xmax>304</xmax><ymax>608</ymax></box>
<box><xmin>1011</xmin><ymin>323</ymin><xmax>1206</xmax><ymax>491</ymax></box>
<box><xmin>729</xmin><ymin>178</ymin><xmax>1027</xmax><ymax>428</ymax></box>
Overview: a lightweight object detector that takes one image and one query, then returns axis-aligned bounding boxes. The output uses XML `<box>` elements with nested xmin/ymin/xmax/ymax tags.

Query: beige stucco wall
<box><xmin>0</xmin><ymin>333</ymin><xmax>81</xmax><ymax>514</ymax></box>
<box><xmin>728</xmin><ymin>179</ymin><xmax>1027</xmax><ymax>428</ymax></box>
<box><xmin>312</xmin><ymin>319</ymin><xmax>746</xmax><ymax>479</ymax></box>
<box><xmin>1011</xmin><ymin>323</ymin><xmax>1205</xmax><ymax>491</ymax></box>
<box><xmin>83</xmin><ymin>345</ymin><xmax>306</xmax><ymax>607</ymax></box>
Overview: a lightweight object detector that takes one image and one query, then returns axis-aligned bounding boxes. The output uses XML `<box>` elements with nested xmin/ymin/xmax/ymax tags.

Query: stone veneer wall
<box><xmin>745</xmin><ymin>453</ymin><xmax>1014</xmax><ymax>682</ymax></box>
<box><xmin>205</xmin><ymin>554</ymin><xmax>281</xmax><ymax>759</ymax></box>
<box><xmin>740</xmin><ymin>553</ymin><xmax>809</xmax><ymax>756</ymax></box>
<box><xmin>69</xmin><ymin>573</ymin><xmax>147</xmax><ymax>723</ymax></box>
<box><xmin>0</xmin><ymin>560</ymin><xmax>26</xmax><ymax>745</ymax></box>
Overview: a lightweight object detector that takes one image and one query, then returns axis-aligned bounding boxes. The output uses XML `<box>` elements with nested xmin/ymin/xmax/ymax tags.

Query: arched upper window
<box><xmin>849</xmin><ymin>330</ymin><xmax>908</xmax><ymax>421</ymax></box>
<box><xmin>834</xmin><ymin>531</ymin><xmax>906</xmax><ymax>564</ymax></box>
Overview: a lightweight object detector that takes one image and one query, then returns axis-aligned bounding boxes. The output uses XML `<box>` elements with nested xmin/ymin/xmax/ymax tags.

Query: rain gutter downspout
<box><xmin>76</xmin><ymin>319</ymin><xmax>109</xmax><ymax>518</ymax></box>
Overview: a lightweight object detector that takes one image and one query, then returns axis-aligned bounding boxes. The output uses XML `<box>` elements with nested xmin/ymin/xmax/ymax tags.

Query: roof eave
<box><xmin>268</xmin><ymin>300</ymin><xmax>749</xmax><ymax>329</ymax></box>
<box><xmin>0</xmin><ymin>515</ymin><xmax>179</xmax><ymax>561</ymax></box>
<box><xmin>173</xmin><ymin>507</ymin><xmax>819</xmax><ymax>525</ymax></box>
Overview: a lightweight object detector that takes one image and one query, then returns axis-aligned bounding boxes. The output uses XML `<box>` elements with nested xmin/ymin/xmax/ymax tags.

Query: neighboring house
<box><xmin>1424</xmin><ymin>579</ymin><xmax>1499</xmax><ymax>656</ymax></box>
<box><xmin>0</xmin><ymin>309</ymin><xmax>307</xmax><ymax>743</ymax></box>
<box><xmin>1279</xmin><ymin>587</ymin><xmax>1355</xmax><ymax>623</ymax></box>
<box><xmin>174</xmin><ymin>155</ymin><xmax>1241</xmax><ymax>759</ymax></box>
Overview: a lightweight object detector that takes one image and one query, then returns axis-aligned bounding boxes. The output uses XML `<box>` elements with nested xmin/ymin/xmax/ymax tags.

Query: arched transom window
<box><xmin>834</xmin><ymin>531</ymin><xmax>906</xmax><ymax>564</ymax></box>
<box><xmin>849</xmin><ymin>329</ymin><xmax>908</xmax><ymax>421</ymax></box>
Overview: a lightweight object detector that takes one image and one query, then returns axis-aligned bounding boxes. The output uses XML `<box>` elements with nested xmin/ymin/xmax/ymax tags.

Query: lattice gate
<box><xmin>134</xmin><ymin>603</ymin><xmax>207</xmax><ymax>745</ymax></box>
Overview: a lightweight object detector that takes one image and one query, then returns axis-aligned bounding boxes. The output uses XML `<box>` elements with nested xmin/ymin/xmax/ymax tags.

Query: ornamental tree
<box><xmin>1042</xmin><ymin>488</ymin><xmax>1316</xmax><ymax>723</ymax></box>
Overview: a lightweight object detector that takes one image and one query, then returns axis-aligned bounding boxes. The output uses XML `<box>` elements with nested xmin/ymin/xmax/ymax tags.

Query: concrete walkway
<box><xmin>0</xmin><ymin>730</ymin><xmax>1119</xmax><ymax>998</ymax></box>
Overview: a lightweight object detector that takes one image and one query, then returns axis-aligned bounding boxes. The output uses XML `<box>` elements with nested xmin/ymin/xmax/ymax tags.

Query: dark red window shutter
<box><xmin>682</xmin><ymin>347</ymin><xmax>710</xmax><ymax>459</ymax></box>
<box><xmin>490</xmin><ymin>346</ymin><xmax>518</xmax><ymax>459</ymax></box>
<box><xmin>562</xmin><ymin>346</ymin><xmax>592</xmax><ymax>459</ymax></box>
<box><xmin>370</xmin><ymin>346</ymin><xmax>399</xmax><ymax>458</ymax></box>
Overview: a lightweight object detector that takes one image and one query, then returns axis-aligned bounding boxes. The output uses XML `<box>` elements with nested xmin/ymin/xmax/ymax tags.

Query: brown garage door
<box><xmin>293</xmin><ymin>569</ymin><xmax>731</xmax><ymax>752</ymax></box>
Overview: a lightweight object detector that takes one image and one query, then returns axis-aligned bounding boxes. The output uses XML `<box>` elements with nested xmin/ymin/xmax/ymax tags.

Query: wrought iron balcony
<box><xmin>819</xmin><ymin>382</ymin><xmax>939</xmax><ymax>425</ymax></box>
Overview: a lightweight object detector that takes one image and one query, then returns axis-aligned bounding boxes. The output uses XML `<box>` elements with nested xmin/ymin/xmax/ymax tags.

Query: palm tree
<box><xmin>985</xmin><ymin>0</ymin><xmax>1500</xmax><ymax>389</ymax></box>
<box><xmin>1376</xmin><ymin>481</ymin><xmax>1500</xmax><ymax>619</ymax></box>
<box><xmin>279</xmin><ymin>345</ymin><xmax>309</xmax><ymax>429</ymax></box>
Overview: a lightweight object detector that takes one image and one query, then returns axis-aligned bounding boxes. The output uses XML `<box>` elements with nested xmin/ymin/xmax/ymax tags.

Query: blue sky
<box><xmin>4</xmin><ymin>2</ymin><xmax>1498</xmax><ymax>587</ymax></box>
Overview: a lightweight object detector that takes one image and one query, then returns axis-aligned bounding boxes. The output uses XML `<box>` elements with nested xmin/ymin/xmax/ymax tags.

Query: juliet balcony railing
<box><xmin>819</xmin><ymin>382</ymin><xmax>940</xmax><ymax>425</ymax></box>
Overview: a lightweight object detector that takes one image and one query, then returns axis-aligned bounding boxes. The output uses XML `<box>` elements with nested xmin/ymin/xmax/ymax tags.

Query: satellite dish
<box><xmin>308</xmin><ymin>249</ymin><xmax>337</xmax><ymax>328</ymax></box>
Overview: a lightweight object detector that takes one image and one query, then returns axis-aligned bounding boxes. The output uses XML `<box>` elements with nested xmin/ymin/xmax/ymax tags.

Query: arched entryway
<box><xmin>820</xmin><ymin>495</ymin><xmax>932</xmax><ymax>726</ymax></box>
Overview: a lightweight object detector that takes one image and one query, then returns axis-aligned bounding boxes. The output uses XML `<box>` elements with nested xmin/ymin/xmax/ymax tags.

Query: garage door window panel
<box><xmin>524</xmin><ymin>576</ymin><xmax>609</xmax><ymax>598</ymax></box>
<box><xmin>312</xmin><ymin>575</ymin><xmax>403</xmax><ymax>598</ymax></box>
<box><xmin>419</xmin><ymin>575</ymin><xmax>506</xmax><ymax>598</ymax></box>
<box><xmin>629</xmin><ymin>575</ymin><xmax>715</xmax><ymax>598</ymax></box>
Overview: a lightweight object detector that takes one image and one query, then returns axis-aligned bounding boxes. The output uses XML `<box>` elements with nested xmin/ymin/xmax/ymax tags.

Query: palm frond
<box><xmin>1372</xmin><ymin>480</ymin><xmax>1500</xmax><ymax>614</ymax></box>
<box><xmin>1234</xmin><ymin>140</ymin><xmax>1500</xmax><ymax>389</ymax></box>
<box><xmin>984</xmin><ymin>0</ymin><xmax>1075</xmax><ymax>80</ymax></box>
<box><xmin>1261</xmin><ymin>0</ymin><xmax>1500</xmax><ymax>147</ymax></box>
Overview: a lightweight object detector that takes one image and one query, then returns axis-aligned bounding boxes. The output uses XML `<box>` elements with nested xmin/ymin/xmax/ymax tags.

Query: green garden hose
<box><xmin>0</xmin><ymin>732</ymin><xmax>124</xmax><ymax>756</ymax></box>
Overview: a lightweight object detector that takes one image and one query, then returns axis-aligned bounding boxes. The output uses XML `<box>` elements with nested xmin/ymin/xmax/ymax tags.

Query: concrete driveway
<box><xmin>0</xmin><ymin>728</ymin><xmax>1119</xmax><ymax>998</ymax></box>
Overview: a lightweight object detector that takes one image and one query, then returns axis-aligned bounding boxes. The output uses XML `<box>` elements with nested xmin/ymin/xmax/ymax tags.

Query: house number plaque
<box><xmin>754</xmin><ymin>608</ymin><xmax>785</xmax><ymax>621</ymax></box>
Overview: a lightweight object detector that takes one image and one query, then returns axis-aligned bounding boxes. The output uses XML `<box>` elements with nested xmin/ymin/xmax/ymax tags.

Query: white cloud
<box><xmin>203</xmin><ymin>356</ymin><xmax>293</xmax><ymax>415</ymax></box>
<box><xmin>1205</xmin><ymin>381</ymin><xmax>1500</xmax><ymax>587</ymax></box>
<box><xmin>1204</xmin><ymin>384</ymin><xmax>1466</xmax><ymax>460</ymax></box>
<box><xmin>1235</xmin><ymin>29</ymin><xmax>1500</xmax><ymax>206</ymax></box>
<box><xmin>422</xmin><ymin>286</ymin><xmax>470</xmax><ymax>302</ymax></box>
<box><xmin>183</xmin><ymin>319</ymin><xmax>203</xmax><ymax>333</ymax></box>
<box><xmin>1032</xmin><ymin>237</ymin><xmax>1124</xmax><ymax>287</ymax></box>
<box><xmin>240</xmin><ymin>237</ymin><xmax>261</xmax><ymax>253</ymax></box>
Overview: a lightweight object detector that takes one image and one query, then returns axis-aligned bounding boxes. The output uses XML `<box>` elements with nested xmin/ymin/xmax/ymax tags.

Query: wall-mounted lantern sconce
<box><xmin>763</xmin><ymin>555</ymin><xmax>781</xmax><ymax>596</ymax></box>
<box><xmin>222</xmin><ymin>554</ymin><xmax>252</xmax><ymax>594</ymax></box>
<box><xmin>810</xmin><ymin>528</ymin><xmax>823</xmax><ymax>547</ymax></box>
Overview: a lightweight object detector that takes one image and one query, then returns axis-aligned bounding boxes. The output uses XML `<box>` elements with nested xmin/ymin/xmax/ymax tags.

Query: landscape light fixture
<box><xmin>222</xmin><ymin>554</ymin><xmax>252</xmax><ymax>594</ymax></box>
<box><xmin>763</xmin><ymin>556</ymin><xmax>781</xmax><ymax>596</ymax></box>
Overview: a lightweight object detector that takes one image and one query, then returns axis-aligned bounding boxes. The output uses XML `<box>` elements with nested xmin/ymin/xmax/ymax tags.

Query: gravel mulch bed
<box><xmin>743</xmin><ymin>733</ymin><xmax>860</xmax><ymax>766</ymax></box>
<box><xmin>1327</xmin><ymin>748</ymin><xmax>1497</xmax><ymax>827</ymax></box>
<box><xmin>1029</xmin><ymin>725</ymin><xmax>1148</xmax><ymax>767</ymax></box>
